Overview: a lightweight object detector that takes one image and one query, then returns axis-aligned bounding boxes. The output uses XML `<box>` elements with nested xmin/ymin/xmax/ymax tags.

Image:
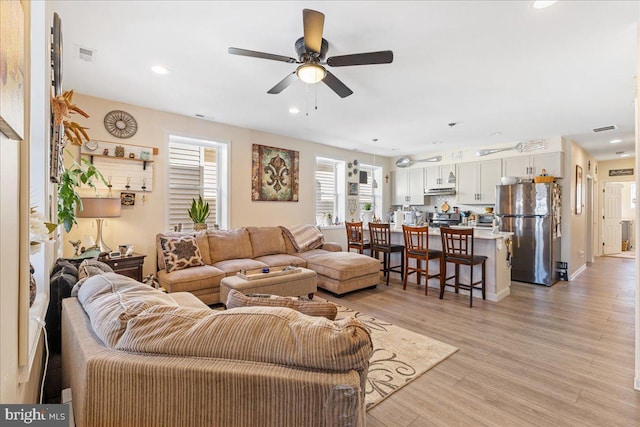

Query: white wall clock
<box><xmin>104</xmin><ymin>110</ymin><xmax>138</xmax><ymax>138</ymax></box>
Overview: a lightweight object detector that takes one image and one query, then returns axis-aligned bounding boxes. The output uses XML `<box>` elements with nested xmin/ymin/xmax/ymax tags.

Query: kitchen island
<box><xmin>320</xmin><ymin>225</ymin><xmax>513</xmax><ymax>302</ymax></box>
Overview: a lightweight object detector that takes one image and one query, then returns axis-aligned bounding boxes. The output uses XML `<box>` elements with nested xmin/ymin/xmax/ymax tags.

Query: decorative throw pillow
<box><xmin>160</xmin><ymin>235</ymin><xmax>205</xmax><ymax>273</ymax></box>
<box><xmin>225</xmin><ymin>289</ymin><xmax>337</xmax><ymax>320</ymax></box>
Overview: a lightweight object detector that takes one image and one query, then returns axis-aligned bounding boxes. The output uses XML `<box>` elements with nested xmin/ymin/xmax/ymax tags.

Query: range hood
<box><xmin>424</xmin><ymin>187</ymin><xmax>456</xmax><ymax>196</ymax></box>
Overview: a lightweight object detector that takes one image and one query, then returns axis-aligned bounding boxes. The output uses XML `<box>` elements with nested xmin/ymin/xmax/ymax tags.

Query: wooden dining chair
<box><xmin>345</xmin><ymin>221</ymin><xmax>371</xmax><ymax>255</ymax></box>
<box><xmin>439</xmin><ymin>226</ymin><xmax>487</xmax><ymax>307</ymax></box>
<box><xmin>368</xmin><ymin>223</ymin><xmax>404</xmax><ymax>286</ymax></box>
<box><xmin>401</xmin><ymin>225</ymin><xmax>444</xmax><ymax>295</ymax></box>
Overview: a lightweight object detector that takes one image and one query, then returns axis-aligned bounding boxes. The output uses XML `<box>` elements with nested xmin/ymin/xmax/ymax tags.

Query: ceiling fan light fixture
<box><xmin>296</xmin><ymin>63</ymin><xmax>326</xmax><ymax>84</ymax></box>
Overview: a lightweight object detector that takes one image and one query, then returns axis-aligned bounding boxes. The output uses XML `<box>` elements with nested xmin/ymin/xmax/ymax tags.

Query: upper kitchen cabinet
<box><xmin>424</xmin><ymin>165</ymin><xmax>455</xmax><ymax>190</ymax></box>
<box><xmin>457</xmin><ymin>159</ymin><xmax>502</xmax><ymax>205</ymax></box>
<box><xmin>392</xmin><ymin>168</ymin><xmax>425</xmax><ymax>205</ymax></box>
<box><xmin>502</xmin><ymin>152</ymin><xmax>564</xmax><ymax>178</ymax></box>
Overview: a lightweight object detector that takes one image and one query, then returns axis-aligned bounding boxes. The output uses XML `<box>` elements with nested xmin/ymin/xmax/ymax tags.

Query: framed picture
<box><xmin>251</xmin><ymin>144</ymin><xmax>299</xmax><ymax>201</ymax></box>
<box><xmin>0</xmin><ymin>0</ymin><xmax>25</xmax><ymax>140</ymax></box>
<box><xmin>575</xmin><ymin>165</ymin><xmax>582</xmax><ymax>215</ymax></box>
<box><xmin>348</xmin><ymin>182</ymin><xmax>359</xmax><ymax>196</ymax></box>
<box><xmin>121</xmin><ymin>192</ymin><xmax>135</xmax><ymax>206</ymax></box>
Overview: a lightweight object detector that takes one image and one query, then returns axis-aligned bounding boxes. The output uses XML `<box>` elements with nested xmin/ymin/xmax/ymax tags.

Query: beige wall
<box><xmin>65</xmin><ymin>93</ymin><xmax>391</xmax><ymax>275</ymax></box>
<box><xmin>561</xmin><ymin>139</ymin><xmax>599</xmax><ymax>278</ymax></box>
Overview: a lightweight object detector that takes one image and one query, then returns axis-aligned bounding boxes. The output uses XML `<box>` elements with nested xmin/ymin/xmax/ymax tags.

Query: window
<box><xmin>167</xmin><ymin>135</ymin><xmax>228</xmax><ymax>231</ymax></box>
<box><xmin>315</xmin><ymin>157</ymin><xmax>345</xmax><ymax>224</ymax></box>
<box><xmin>358</xmin><ymin>164</ymin><xmax>383</xmax><ymax>218</ymax></box>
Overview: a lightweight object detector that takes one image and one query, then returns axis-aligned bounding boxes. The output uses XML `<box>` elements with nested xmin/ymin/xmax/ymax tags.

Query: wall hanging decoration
<box><xmin>348</xmin><ymin>182</ymin><xmax>359</xmax><ymax>196</ymax></box>
<box><xmin>575</xmin><ymin>165</ymin><xmax>583</xmax><ymax>215</ymax></box>
<box><xmin>0</xmin><ymin>0</ymin><xmax>25</xmax><ymax>140</ymax></box>
<box><xmin>251</xmin><ymin>144</ymin><xmax>299</xmax><ymax>202</ymax></box>
<box><xmin>120</xmin><ymin>192</ymin><xmax>135</xmax><ymax>206</ymax></box>
<box><xmin>104</xmin><ymin>110</ymin><xmax>138</xmax><ymax>138</ymax></box>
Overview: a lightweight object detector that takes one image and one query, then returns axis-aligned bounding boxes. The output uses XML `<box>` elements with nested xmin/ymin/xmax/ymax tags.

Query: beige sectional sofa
<box><xmin>63</xmin><ymin>272</ymin><xmax>373</xmax><ymax>427</ymax></box>
<box><xmin>156</xmin><ymin>226</ymin><xmax>381</xmax><ymax>304</ymax></box>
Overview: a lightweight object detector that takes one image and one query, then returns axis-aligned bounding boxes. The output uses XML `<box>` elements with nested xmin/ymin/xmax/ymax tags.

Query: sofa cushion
<box><xmin>207</xmin><ymin>229</ymin><xmax>253</xmax><ymax>263</ymax></box>
<box><xmin>160</xmin><ymin>235</ymin><xmax>205</xmax><ymax>273</ymax></box>
<box><xmin>213</xmin><ymin>259</ymin><xmax>269</xmax><ymax>276</ymax></box>
<box><xmin>302</xmin><ymin>252</ymin><xmax>381</xmax><ymax>281</ymax></box>
<box><xmin>77</xmin><ymin>273</ymin><xmax>177</xmax><ymax>347</ymax></box>
<box><xmin>254</xmin><ymin>253</ymin><xmax>306</xmax><ymax>268</ymax></box>
<box><xmin>115</xmin><ymin>305</ymin><xmax>372</xmax><ymax>372</ymax></box>
<box><xmin>158</xmin><ymin>265</ymin><xmax>225</xmax><ymax>293</ymax></box>
<box><xmin>225</xmin><ymin>290</ymin><xmax>337</xmax><ymax>320</ymax></box>
<box><xmin>156</xmin><ymin>231</ymin><xmax>210</xmax><ymax>270</ymax></box>
<box><xmin>246</xmin><ymin>226</ymin><xmax>287</xmax><ymax>258</ymax></box>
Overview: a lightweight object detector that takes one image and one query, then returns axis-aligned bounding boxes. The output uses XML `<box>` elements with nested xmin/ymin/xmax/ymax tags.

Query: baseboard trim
<box><xmin>570</xmin><ymin>264</ymin><xmax>587</xmax><ymax>281</ymax></box>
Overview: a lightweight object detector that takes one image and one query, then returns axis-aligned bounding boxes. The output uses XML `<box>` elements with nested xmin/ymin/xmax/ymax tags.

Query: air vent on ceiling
<box><xmin>78</xmin><ymin>46</ymin><xmax>95</xmax><ymax>62</ymax></box>
<box><xmin>592</xmin><ymin>124</ymin><xmax>617</xmax><ymax>133</ymax></box>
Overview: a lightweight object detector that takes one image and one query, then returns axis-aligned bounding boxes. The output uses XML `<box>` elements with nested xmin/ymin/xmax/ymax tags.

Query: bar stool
<box><xmin>345</xmin><ymin>221</ymin><xmax>371</xmax><ymax>255</ymax></box>
<box><xmin>439</xmin><ymin>226</ymin><xmax>487</xmax><ymax>307</ymax></box>
<box><xmin>402</xmin><ymin>225</ymin><xmax>444</xmax><ymax>295</ymax></box>
<box><xmin>369</xmin><ymin>223</ymin><xmax>405</xmax><ymax>286</ymax></box>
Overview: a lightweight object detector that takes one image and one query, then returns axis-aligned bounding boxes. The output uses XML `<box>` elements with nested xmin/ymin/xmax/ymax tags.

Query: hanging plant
<box><xmin>57</xmin><ymin>150</ymin><xmax>107</xmax><ymax>232</ymax></box>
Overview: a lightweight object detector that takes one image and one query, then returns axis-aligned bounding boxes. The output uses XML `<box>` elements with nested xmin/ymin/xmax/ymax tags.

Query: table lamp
<box><xmin>77</xmin><ymin>197</ymin><xmax>121</xmax><ymax>253</ymax></box>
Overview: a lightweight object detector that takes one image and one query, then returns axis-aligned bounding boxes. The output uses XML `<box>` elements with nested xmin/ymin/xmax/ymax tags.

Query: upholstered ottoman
<box><xmin>295</xmin><ymin>251</ymin><xmax>381</xmax><ymax>295</ymax></box>
<box><xmin>220</xmin><ymin>267</ymin><xmax>317</xmax><ymax>304</ymax></box>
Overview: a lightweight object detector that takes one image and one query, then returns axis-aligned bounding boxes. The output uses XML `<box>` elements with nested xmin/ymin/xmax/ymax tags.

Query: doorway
<box><xmin>601</xmin><ymin>181</ymin><xmax>635</xmax><ymax>257</ymax></box>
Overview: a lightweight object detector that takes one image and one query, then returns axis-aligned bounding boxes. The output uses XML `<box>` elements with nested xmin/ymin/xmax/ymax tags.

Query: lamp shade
<box><xmin>77</xmin><ymin>197</ymin><xmax>121</xmax><ymax>218</ymax></box>
<box><xmin>296</xmin><ymin>63</ymin><xmax>327</xmax><ymax>84</ymax></box>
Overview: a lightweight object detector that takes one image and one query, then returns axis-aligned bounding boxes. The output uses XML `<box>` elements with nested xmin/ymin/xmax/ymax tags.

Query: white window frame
<box><xmin>315</xmin><ymin>157</ymin><xmax>345</xmax><ymax>225</ymax></box>
<box><xmin>358</xmin><ymin>164</ymin><xmax>383</xmax><ymax>219</ymax></box>
<box><xmin>166</xmin><ymin>135</ymin><xmax>228</xmax><ymax>231</ymax></box>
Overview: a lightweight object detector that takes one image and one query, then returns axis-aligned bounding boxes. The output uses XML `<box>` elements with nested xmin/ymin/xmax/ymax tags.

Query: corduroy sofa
<box><xmin>156</xmin><ymin>226</ymin><xmax>381</xmax><ymax>304</ymax></box>
<box><xmin>62</xmin><ymin>272</ymin><xmax>373</xmax><ymax>427</ymax></box>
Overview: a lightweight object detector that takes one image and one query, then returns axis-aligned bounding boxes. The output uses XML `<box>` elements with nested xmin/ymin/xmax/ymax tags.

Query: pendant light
<box><xmin>372</xmin><ymin>153</ymin><xmax>378</xmax><ymax>189</ymax></box>
<box><xmin>447</xmin><ymin>153</ymin><xmax>456</xmax><ymax>184</ymax></box>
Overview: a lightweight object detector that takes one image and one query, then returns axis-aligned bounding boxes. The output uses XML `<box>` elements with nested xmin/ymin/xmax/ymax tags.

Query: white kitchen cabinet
<box><xmin>424</xmin><ymin>165</ymin><xmax>455</xmax><ymax>189</ymax></box>
<box><xmin>457</xmin><ymin>159</ymin><xmax>502</xmax><ymax>205</ymax></box>
<box><xmin>502</xmin><ymin>152</ymin><xmax>564</xmax><ymax>178</ymax></box>
<box><xmin>392</xmin><ymin>168</ymin><xmax>425</xmax><ymax>205</ymax></box>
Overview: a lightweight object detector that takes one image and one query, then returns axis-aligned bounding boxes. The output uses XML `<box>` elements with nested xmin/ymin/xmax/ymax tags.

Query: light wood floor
<box><xmin>318</xmin><ymin>256</ymin><xmax>639</xmax><ymax>427</ymax></box>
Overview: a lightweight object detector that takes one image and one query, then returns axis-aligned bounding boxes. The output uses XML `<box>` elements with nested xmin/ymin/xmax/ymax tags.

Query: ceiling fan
<box><xmin>228</xmin><ymin>9</ymin><xmax>393</xmax><ymax>98</ymax></box>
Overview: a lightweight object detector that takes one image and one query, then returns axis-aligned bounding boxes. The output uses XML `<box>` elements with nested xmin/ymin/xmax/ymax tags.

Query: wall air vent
<box><xmin>592</xmin><ymin>125</ymin><xmax>617</xmax><ymax>133</ymax></box>
<box><xmin>78</xmin><ymin>46</ymin><xmax>95</xmax><ymax>62</ymax></box>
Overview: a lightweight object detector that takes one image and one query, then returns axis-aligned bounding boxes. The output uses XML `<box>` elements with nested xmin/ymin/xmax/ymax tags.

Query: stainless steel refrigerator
<box><xmin>495</xmin><ymin>183</ymin><xmax>562</xmax><ymax>286</ymax></box>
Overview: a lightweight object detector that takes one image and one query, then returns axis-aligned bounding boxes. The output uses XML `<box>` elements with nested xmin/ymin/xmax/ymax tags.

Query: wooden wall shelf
<box><xmin>85</xmin><ymin>154</ymin><xmax>154</xmax><ymax>170</ymax></box>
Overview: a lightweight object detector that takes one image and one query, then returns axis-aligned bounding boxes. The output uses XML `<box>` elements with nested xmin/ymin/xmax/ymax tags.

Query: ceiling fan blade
<box><xmin>303</xmin><ymin>9</ymin><xmax>325</xmax><ymax>53</ymax></box>
<box><xmin>322</xmin><ymin>71</ymin><xmax>353</xmax><ymax>98</ymax></box>
<box><xmin>267</xmin><ymin>72</ymin><xmax>298</xmax><ymax>94</ymax></box>
<box><xmin>327</xmin><ymin>50</ymin><xmax>394</xmax><ymax>67</ymax></box>
<box><xmin>228</xmin><ymin>47</ymin><xmax>297</xmax><ymax>63</ymax></box>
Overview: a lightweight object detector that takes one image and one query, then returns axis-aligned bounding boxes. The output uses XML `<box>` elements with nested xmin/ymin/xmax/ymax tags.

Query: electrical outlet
<box><xmin>579</xmin><ymin>250</ymin><xmax>585</xmax><ymax>257</ymax></box>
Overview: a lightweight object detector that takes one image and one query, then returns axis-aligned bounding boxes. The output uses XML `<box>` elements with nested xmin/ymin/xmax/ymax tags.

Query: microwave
<box><xmin>476</xmin><ymin>213</ymin><xmax>494</xmax><ymax>227</ymax></box>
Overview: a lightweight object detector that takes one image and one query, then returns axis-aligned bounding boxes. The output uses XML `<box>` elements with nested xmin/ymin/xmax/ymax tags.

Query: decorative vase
<box><xmin>194</xmin><ymin>223</ymin><xmax>207</xmax><ymax>231</ymax></box>
<box><xmin>323</xmin><ymin>216</ymin><xmax>332</xmax><ymax>227</ymax></box>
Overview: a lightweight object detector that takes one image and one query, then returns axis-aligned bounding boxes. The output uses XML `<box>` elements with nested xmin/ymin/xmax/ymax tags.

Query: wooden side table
<box><xmin>100</xmin><ymin>253</ymin><xmax>146</xmax><ymax>282</ymax></box>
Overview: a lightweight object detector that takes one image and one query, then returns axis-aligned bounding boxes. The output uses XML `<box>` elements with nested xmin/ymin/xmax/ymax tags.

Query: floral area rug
<box><xmin>334</xmin><ymin>304</ymin><xmax>458</xmax><ymax>410</ymax></box>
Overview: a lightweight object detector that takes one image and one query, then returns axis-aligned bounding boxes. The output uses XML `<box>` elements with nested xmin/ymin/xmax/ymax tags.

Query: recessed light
<box><xmin>531</xmin><ymin>1</ymin><xmax>557</xmax><ymax>9</ymax></box>
<box><xmin>621</xmin><ymin>153</ymin><xmax>630</xmax><ymax>157</ymax></box>
<box><xmin>391</xmin><ymin>148</ymin><xmax>400</xmax><ymax>151</ymax></box>
<box><xmin>489</xmin><ymin>132</ymin><xmax>502</xmax><ymax>136</ymax></box>
<box><xmin>610</xmin><ymin>139</ymin><xmax>622</xmax><ymax>144</ymax></box>
<box><xmin>289</xmin><ymin>107</ymin><xmax>300</xmax><ymax>114</ymax></box>
<box><xmin>432</xmin><ymin>140</ymin><xmax>442</xmax><ymax>145</ymax></box>
<box><xmin>151</xmin><ymin>65</ymin><xmax>170</xmax><ymax>75</ymax></box>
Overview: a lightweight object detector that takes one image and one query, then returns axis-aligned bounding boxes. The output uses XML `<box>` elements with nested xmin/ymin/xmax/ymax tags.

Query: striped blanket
<box><xmin>281</xmin><ymin>225</ymin><xmax>325</xmax><ymax>252</ymax></box>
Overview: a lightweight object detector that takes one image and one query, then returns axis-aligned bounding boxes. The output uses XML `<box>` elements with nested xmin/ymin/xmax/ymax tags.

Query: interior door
<box><xmin>602</xmin><ymin>182</ymin><xmax>623</xmax><ymax>255</ymax></box>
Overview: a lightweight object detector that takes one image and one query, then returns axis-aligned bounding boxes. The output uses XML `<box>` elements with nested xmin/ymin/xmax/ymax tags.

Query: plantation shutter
<box><xmin>315</xmin><ymin>159</ymin><xmax>337</xmax><ymax>216</ymax></box>
<box><xmin>168</xmin><ymin>141</ymin><xmax>217</xmax><ymax>231</ymax></box>
<box><xmin>358</xmin><ymin>166</ymin><xmax>374</xmax><ymax>211</ymax></box>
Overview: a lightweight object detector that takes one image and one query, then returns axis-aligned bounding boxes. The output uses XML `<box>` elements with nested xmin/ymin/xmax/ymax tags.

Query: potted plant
<box><xmin>362</xmin><ymin>203</ymin><xmax>374</xmax><ymax>224</ymax></box>
<box><xmin>364</xmin><ymin>202</ymin><xmax>372</xmax><ymax>211</ymax></box>
<box><xmin>57</xmin><ymin>152</ymin><xmax>107</xmax><ymax>232</ymax></box>
<box><xmin>188</xmin><ymin>196</ymin><xmax>210</xmax><ymax>230</ymax></box>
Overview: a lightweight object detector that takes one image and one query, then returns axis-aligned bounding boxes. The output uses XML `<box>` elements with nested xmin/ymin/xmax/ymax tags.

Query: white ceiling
<box><xmin>52</xmin><ymin>1</ymin><xmax>638</xmax><ymax>161</ymax></box>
